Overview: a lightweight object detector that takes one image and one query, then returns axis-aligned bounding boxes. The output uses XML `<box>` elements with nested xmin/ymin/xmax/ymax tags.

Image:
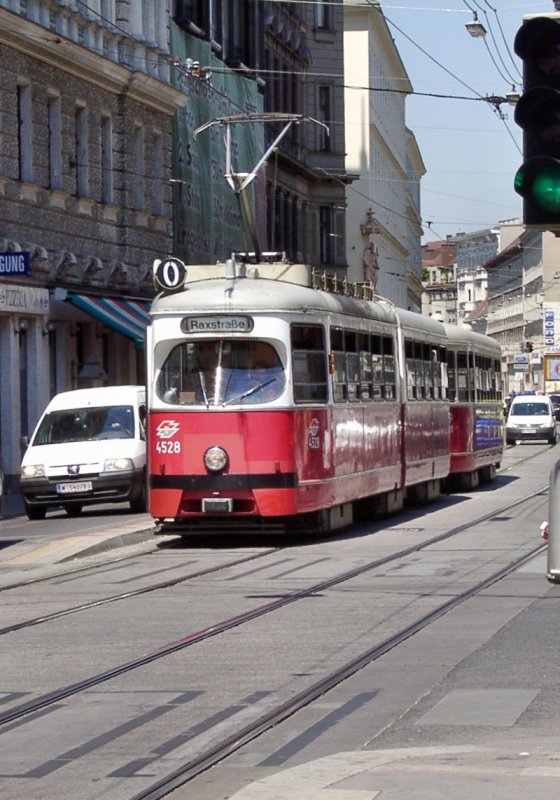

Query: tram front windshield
<box><xmin>156</xmin><ymin>340</ymin><xmax>285</xmax><ymax>406</ymax></box>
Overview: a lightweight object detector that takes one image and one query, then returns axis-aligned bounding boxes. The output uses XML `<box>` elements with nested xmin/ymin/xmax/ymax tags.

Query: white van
<box><xmin>20</xmin><ymin>385</ymin><xmax>146</xmax><ymax>520</ymax></box>
<box><xmin>505</xmin><ymin>394</ymin><xmax>557</xmax><ymax>446</ymax></box>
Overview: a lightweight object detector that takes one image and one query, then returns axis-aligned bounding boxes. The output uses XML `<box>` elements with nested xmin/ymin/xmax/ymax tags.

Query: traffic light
<box><xmin>514</xmin><ymin>15</ymin><xmax>560</xmax><ymax>230</ymax></box>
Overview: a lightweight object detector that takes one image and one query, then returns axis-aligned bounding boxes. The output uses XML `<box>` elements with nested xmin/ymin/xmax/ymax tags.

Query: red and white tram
<box><xmin>146</xmin><ymin>256</ymin><xmax>503</xmax><ymax>534</ymax></box>
<box><xmin>444</xmin><ymin>323</ymin><xmax>503</xmax><ymax>486</ymax></box>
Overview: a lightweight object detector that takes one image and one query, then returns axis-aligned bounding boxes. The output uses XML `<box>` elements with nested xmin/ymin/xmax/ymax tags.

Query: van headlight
<box><xmin>204</xmin><ymin>446</ymin><xmax>228</xmax><ymax>473</ymax></box>
<box><xmin>21</xmin><ymin>464</ymin><xmax>45</xmax><ymax>479</ymax></box>
<box><xmin>104</xmin><ymin>458</ymin><xmax>133</xmax><ymax>472</ymax></box>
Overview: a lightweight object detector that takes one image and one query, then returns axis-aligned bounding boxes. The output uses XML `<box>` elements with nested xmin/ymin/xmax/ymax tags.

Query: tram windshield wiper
<box><xmin>198</xmin><ymin>371</ymin><xmax>210</xmax><ymax>407</ymax></box>
<box><xmin>223</xmin><ymin>378</ymin><xmax>276</xmax><ymax>406</ymax></box>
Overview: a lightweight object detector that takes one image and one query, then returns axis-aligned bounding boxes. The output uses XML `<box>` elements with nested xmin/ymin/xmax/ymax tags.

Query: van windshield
<box><xmin>510</xmin><ymin>402</ymin><xmax>550</xmax><ymax>417</ymax></box>
<box><xmin>33</xmin><ymin>405</ymin><xmax>135</xmax><ymax>444</ymax></box>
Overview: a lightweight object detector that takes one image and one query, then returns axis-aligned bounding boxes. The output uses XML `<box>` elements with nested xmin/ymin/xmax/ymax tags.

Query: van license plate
<box><xmin>56</xmin><ymin>481</ymin><xmax>93</xmax><ymax>494</ymax></box>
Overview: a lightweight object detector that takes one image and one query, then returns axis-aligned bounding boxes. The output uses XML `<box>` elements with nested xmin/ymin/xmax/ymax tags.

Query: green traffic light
<box><xmin>532</xmin><ymin>165</ymin><xmax>560</xmax><ymax>212</ymax></box>
<box><xmin>515</xmin><ymin>159</ymin><xmax>560</xmax><ymax>213</ymax></box>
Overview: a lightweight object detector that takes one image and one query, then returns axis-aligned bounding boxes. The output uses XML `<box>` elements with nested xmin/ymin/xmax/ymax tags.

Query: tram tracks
<box><xmin>128</xmin><ymin>541</ymin><xmax>546</xmax><ymax>800</ymax></box>
<box><xmin>0</xmin><ymin>483</ymin><xmax>548</xmax><ymax>730</ymax></box>
<box><xmin>0</xmin><ymin>483</ymin><xmax>548</xmax><ymax>642</ymax></box>
<box><xmin>0</xmin><ymin>468</ymin><xmax>551</xmax><ymax>800</ymax></box>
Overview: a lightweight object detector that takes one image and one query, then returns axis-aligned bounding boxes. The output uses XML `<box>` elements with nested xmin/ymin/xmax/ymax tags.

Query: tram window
<box><xmin>330</xmin><ymin>327</ymin><xmax>345</xmax><ymax>402</ymax></box>
<box><xmin>330</xmin><ymin>327</ymin><xmax>343</xmax><ymax>351</ymax></box>
<box><xmin>371</xmin><ymin>335</ymin><xmax>382</xmax><ymax>399</ymax></box>
<box><xmin>156</xmin><ymin>339</ymin><xmax>285</xmax><ymax>406</ymax></box>
<box><xmin>347</xmin><ymin>351</ymin><xmax>360</xmax><ymax>401</ymax></box>
<box><xmin>345</xmin><ymin>330</ymin><xmax>357</xmax><ymax>352</ymax></box>
<box><xmin>291</xmin><ymin>324</ymin><xmax>328</xmax><ymax>403</ymax></box>
<box><xmin>468</xmin><ymin>352</ymin><xmax>476</xmax><ymax>401</ymax></box>
<box><xmin>345</xmin><ymin>331</ymin><xmax>359</xmax><ymax>400</ymax></box>
<box><xmin>405</xmin><ymin>339</ymin><xmax>416</xmax><ymax>400</ymax></box>
<box><xmin>494</xmin><ymin>359</ymin><xmax>502</xmax><ymax>399</ymax></box>
<box><xmin>433</xmin><ymin>346</ymin><xmax>446</xmax><ymax>400</ymax></box>
<box><xmin>359</xmin><ymin>333</ymin><xmax>372</xmax><ymax>400</ymax></box>
<box><xmin>332</xmin><ymin>351</ymin><xmax>347</xmax><ymax>401</ymax></box>
<box><xmin>383</xmin><ymin>336</ymin><xmax>396</xmax><ymax>400</ymax></box>
<box><xmin>424</xmin><ymin>343</ymin><xmax>434</xmax><ymax>399</ymax></box>
<box><xmin>456</xmin><ymin>351</ymin><xmax>470</xmax><ymax>402</ymax></box>
<box><xmin>447</xmin><ymin>350</ymin><xmax>457</xmax><ymax>402</ymax></box>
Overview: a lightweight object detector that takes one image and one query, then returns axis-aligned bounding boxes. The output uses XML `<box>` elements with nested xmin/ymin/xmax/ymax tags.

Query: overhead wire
<box><xmin>467</xmin><ymin>0</ymin><xmax>521</xmax><ymax>87</ymax></box>
<box><xmin>482</xmin><ymin>0</ymin><xmax>523</xmax><ymax>81</ymax></box>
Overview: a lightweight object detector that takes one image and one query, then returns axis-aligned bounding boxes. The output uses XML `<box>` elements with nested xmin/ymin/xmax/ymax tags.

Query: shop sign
<box><xmin>0</xmin><ymin>284</ymin><xmax>49</xmax><ymax>314</ymax></box>
<box><xmin>0</xmin><ymin>251</ymin><xmax>29</xmax><ymax>275</ymax></box>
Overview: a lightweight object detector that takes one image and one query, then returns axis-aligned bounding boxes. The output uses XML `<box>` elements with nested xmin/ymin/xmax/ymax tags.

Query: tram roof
<box><xmin>443</xmin><ymin>322</ymin><xmax>501</xmax><ymax>357</ymax></box>
<box><xmin>151</xmin><ymin>262</ymin><xmax>398</xmax><ymax>326</ymax></box>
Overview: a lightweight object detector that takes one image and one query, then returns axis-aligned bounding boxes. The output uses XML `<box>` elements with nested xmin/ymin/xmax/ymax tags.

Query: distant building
<box><xmin>421</xmin><ymin>240</ymin><xmax>457</xmax><ymax>324</ymax></box>
<box><xmin>485</xmin><ymin>220</ymin><xmax>560</xmax><ymax>394</ymax></box>
<box><xmin>454</xmin><ymin>229</ymin><xmax>497</xmax><ymax>327</ymax></box>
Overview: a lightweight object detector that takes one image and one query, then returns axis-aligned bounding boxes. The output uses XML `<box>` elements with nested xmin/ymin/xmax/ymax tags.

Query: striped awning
<box><xmin>66</xmin><ymin>293</ymin><xmax>150</xmax><ymax>346</ymax></box>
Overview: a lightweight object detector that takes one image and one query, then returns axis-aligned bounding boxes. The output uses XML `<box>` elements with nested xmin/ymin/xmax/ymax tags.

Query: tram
<box><xmin>444</xmin><ymin>324</ymin><xmax>503</xmax><ymax>487</ymax></box>
<box><xmin>146</xmin><ymin>254</ymin><xmax>503</xmax><ymax>535</ymax></box>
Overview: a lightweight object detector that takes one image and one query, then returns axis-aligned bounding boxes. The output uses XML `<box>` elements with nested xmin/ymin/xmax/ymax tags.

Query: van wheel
<box><xmin>65</xmin><ymin>504</ymin><xmax>83</xmax><ymax>516</ymax></box>
<box><xmin>25</xmin><ymin>503</ymin><xmax>46</xmax><ymax>520</ymax></box>
<box><xmin>549</xmin><ymin>434</ymin><xmax>557</xmax><ymax>446</ymax></box>
<box><xmin>130</xmin><ymin>481</ymin><xmax>147</xmax><ymax>513</ymax></box>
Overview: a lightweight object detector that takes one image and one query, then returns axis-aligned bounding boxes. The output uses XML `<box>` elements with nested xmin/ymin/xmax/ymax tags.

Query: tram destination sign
<box><xmin>181</xmin><ymin>315</ymin><xmax>254</xmax><ymax>333</ymax></box>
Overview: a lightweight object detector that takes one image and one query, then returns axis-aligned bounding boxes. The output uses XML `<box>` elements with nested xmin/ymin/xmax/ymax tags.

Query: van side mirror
<box><xmin>20</xmin><ymin>435</ymin><xmax>29</xmax><ymax>452</ymax></box>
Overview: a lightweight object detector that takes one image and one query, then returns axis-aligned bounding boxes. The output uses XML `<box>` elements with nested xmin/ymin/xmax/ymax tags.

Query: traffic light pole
<box><xmin>514</xmin><ymin>13</ymin><xmax>560</xmax><ymax>231</ymax></box>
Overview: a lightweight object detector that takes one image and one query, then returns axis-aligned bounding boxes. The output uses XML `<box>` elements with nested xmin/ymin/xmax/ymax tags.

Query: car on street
<box><xmin>506</xmin><ymin>394</ymin><xmax>557</xmax><ymax>445</ymax></box>
<box><xmin>20</xmin><ymin>385</ymin><xmax>146</xmax><ymax>520</ymax></box>
<box><xmin>548</xmin><ymin>393</ymin><xmax>560</xmax><ymax>421</ymax></box>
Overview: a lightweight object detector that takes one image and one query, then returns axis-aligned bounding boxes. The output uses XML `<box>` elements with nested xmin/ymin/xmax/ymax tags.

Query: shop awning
<box><xmin>66</xmin><ymin>293</ymin><xmax>150</xmax><ymax>345</ymax></box>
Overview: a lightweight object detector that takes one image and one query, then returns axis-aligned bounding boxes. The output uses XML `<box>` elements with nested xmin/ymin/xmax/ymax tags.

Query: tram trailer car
<box><xmin>443</xmin><ymin>324</ymin><xmax>503</xmax><ymax>488</ymax></box>
<box><xmin>146</xmin><ymin>257</ymin><xmax>503</xmax><ymax>535</ymax></box>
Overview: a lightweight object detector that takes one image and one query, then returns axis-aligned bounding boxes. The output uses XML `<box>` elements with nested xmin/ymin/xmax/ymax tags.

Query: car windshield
<box><xmin>156</xmin><ymin>339</ymin><xmax>285</xmax><ymax>407</ymax></box>
<box><xmin>33</xmin><ymin>405</ymin><xmax>135</xmax><ymax>444</ymax></box>
<box><xmin>510</xmin><ymin>402</ymin><xmax>550</xmax><ymax>417</ymax></box>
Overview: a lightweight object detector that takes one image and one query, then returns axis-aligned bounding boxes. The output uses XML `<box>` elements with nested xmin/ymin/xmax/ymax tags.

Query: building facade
<box><xmin>454</xmin><ymin>228</ymin><xmax>497</xmax><ymax>327</ymax></box>
<box><xmin>485</xmin><ymin>223</ymin><xmax>560</xmax><ymax>394</ymax></box>
<box><xmin>421</xmin><ymin>240</ymin><xmax>458</xmax><ymax>324</ymax></box>
<box><xmin>0</xmin><ymin>0</ymin><xmax>184</xmax><ymax>492</ymax></box>
<box><xmin>343</xmin><ymin>0</ymin><xmax>425</xmax><ymax>310</ymax></box>
<box><xmin>171</xmin><ymin>1</ymin><xmax>351</xmax><ymax>271</ymax></box>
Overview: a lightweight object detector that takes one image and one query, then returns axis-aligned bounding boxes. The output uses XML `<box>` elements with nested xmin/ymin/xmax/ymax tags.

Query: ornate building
<box><xmin>0</xmin><ymin>0</ymin><xmax>184</xmax><ymax>491</ymax></box>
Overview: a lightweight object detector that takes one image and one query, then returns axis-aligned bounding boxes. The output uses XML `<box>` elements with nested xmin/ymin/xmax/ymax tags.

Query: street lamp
<box><xmin>466</xmin><ymin>12</ymin><xmax>487</xmax><ymax>38</ymax></box>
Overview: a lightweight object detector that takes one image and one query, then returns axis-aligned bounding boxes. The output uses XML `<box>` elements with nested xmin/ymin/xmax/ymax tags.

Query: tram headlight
<box><xmin>204</xmin><ymin>446</ymin><xmax>228</xmax><ymax>473</ymax></box>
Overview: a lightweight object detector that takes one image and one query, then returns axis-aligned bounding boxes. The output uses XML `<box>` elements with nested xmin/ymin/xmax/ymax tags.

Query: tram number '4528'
<box><xmin>156</xmin><ymin>440</ymin><xmax>181</xmax><ymax>454</ymax></box>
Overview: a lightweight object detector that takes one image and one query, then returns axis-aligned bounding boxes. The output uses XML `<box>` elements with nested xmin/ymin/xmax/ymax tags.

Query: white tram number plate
<box><xmin>56</xmin><ymin>481</ymin><xmax>93</xmax><ymax>495</ymax></box>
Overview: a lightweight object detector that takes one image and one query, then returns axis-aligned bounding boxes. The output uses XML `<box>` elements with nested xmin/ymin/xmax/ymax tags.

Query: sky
<box><xmin>374</xmin><ymin>0</ymin><xmax>552</xmax><ymax>243</ymax></box>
